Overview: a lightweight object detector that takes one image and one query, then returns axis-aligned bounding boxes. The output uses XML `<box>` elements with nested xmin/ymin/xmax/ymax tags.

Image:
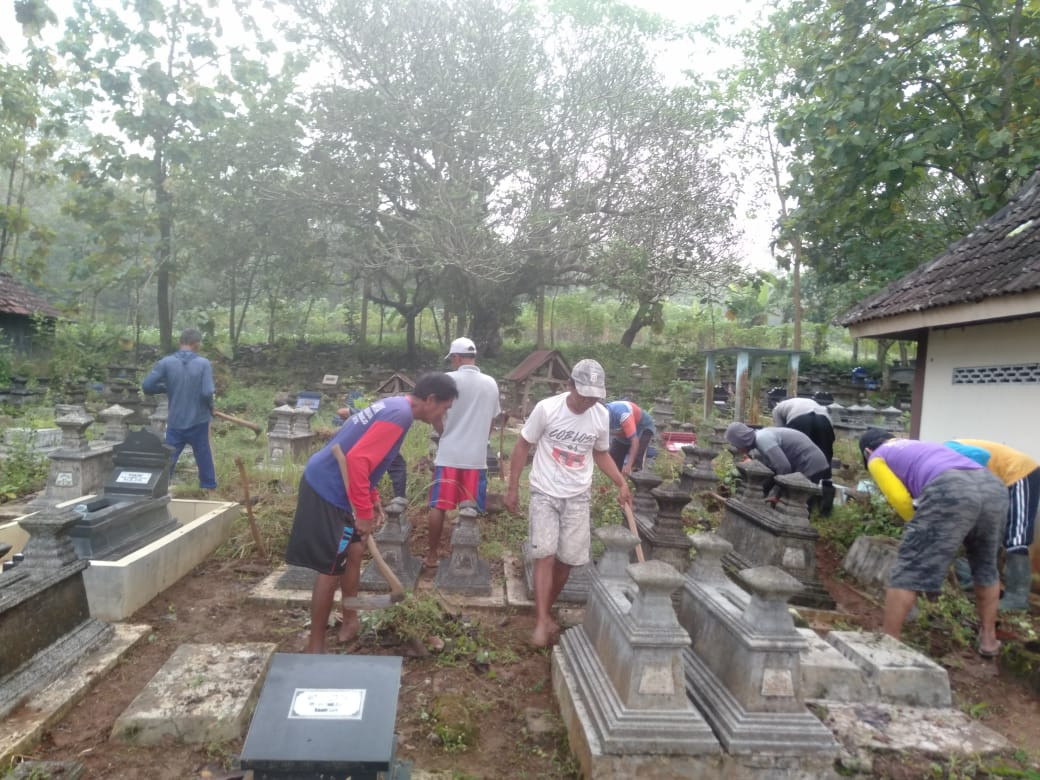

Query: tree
<box><xmin>0</xmin><ymin>49</ymin><xmax>62</xmax><ymax>276</ymax></box>
<box><xmin>769</xmin><ymin>0</ymin><xmax>1040</xmax><ymax>295</ymax></box>
<box><xmin>593</xmin><ymin>90</ymin><xmax>740</xmax><ymax>347</ymax></box>
<box><xmin>58</xmin><ymin>0</ymin><xmax>235</xmax><ymax>351</ymax></box>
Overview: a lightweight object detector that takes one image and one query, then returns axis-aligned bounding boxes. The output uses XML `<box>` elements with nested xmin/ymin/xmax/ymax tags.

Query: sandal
<box><xmin>977</xmin><ymin>643</ymin><xmax>1001</xmax><ymax>659</ymax></box>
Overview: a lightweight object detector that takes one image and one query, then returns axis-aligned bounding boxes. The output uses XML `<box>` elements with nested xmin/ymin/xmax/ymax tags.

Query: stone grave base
<box><xmin>0</xmin><ymin>623</ymin><xmax>150</xmax><ymax>765</ymax></box>
<box><xmin>112</xmin><ymin>642</ymin><xmax>276</xmax><ymax>746</ymax></box>
<box><xmin>554</xmin><ymin>644</ymin><xmax>840</xmax><ymax>780</ymax></box>
<box><xmin>0</xmin><ymin>499</ymin><xmax>238</xmax><ymax>621</ymax></box>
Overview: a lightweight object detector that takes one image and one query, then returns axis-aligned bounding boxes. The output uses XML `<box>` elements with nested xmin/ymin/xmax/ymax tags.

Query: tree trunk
<box><xmin>620</xmin><ymin>302</ymin><xmax>652</xmax><ymax>348</ymax></box>
<box><xmin>154</xmin><ymin>143</ymin><xmax>174</xmax><ymax>353</ymax></box>
<box><xmin>876</xmin><ymin>338</ymin><xmax>893</xmax><ymax>392</ymax></box>
<box><xmin>535</xmin><ymin>287</ymin><xmax>545</xmax><ymax>349</ymax></box>
<box><xmin>360</xmin><ymin>276</ymin><xmax>370</xmax><ymax>346</ymax></box>
<box><xmin>470</xmin><ymin>306</ymin><xmax>504</xmax><ymax>358</ymax></box>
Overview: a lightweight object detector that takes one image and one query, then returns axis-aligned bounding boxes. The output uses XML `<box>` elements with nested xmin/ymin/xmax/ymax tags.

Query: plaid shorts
<box><xmin>888</xmin><ymin>469</ymin><xmax>1008</xmax><ymax>592</ymax></box>
<box><xmin>527</xmin><ymin>489</ymin><xmax>592</xmax><ymax>566</ymax></box>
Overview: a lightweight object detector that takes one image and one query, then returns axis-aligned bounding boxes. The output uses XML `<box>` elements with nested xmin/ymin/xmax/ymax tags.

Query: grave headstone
<box><xmin>67</xmin><ymin>430</ymin><xmax>178</xmax><ymax>561</ymax></box>
<box><xmin>677</xmin><ymin>543</ymin><xmax>838</xmax><ymax>757</ymax></box>
<box><xmin>239</xmin><ymin>653</ymin><xmax>407</xmax><ymax>780</ymax></box>
<box><xmin>0</xmin><ymin>507</ymin><xmax>114</xmax><ymax>719</ymax></box>
<box><xmin>360</xmin><ymin>497</ymin><xmax>420</xmax><ymax>592</ymax></box>
<box><xmin>435</xmin><ymin>501</ymin><xmax>491</xmax><ymax>596</ymax></box>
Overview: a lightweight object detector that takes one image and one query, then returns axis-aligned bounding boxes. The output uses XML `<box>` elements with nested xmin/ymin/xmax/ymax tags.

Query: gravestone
<box><xmin>677</xmin><ymin>535</ymin><xmax>837</xmax><ymax>757</ymax></box>
<box><xmin>99</xmin><ymin>404</ymin><xmax>135</xmax><ymax>443</ymax></box>
<box><xmin>360</xmin><ymin>497</ymin><xmax>420</xmax><ymax>592</ymax></box>
<box><xmin>644</xmin><ymin>484</ymin><xmax>693</xmax><ymax>573</ymax></box>
<box><xmin>553</xmin><ymin>529</ymin><xmax>720</xmax><ymax>776</ymax></box>
<box><xmin>148</xmin><ymin>396</ymin><xmax>168</xmax><ymax>437</ymax></box>
<box><xmin>239</xmin><ymin>653</ymin><xmax>408</xmax><ymax>779</ymax></box>
<box><xmin>628</xmin><ymin>469</ymin><xmax>662</xmax><ymax>540</ymax></box>
<box><xmin>35</xmin><ymin>408</ymin><xmax>114</xmax><ymax>507</ymax></box>
<box><xmin>67</xmin><ymin>430</ymin><xmax>178</xmax><ymax>561</ymax></box>
<box><xmin>0</xmin><ymin>507</ymin><xmax>114</xmax><ymax>720</ymax></box>
<box><xmin>435</xmin><ymin>501</ymin><xmax>491</xmax><ymax>596</ymax></box>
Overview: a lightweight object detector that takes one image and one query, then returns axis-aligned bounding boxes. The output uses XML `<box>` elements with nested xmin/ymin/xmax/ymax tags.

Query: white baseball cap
<box><xmin>445</xmin><ymin>337</ymin><xmax>477</xmax><ymax>361</ymax></box>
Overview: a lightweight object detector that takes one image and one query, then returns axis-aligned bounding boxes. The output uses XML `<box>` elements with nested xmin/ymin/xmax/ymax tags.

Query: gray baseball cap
<box><xmin>570</xmin><ymin>359</ymin><xmax>606</xmax><ymax>399</ymax></box>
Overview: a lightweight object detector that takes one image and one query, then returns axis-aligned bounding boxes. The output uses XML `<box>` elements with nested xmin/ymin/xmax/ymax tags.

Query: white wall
<box><xmin>920</xmin><ymin>317</ymin><xmax>1040</xmax><ymax>461</ymax></box>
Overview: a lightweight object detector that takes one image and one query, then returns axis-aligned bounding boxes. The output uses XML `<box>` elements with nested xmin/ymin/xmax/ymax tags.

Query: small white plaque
<box><xmin>638</xmin><ymin>665</ymin><xmax>675</xmax><ymax>695</ymax></box>
<box><xmin>55</xmin><ymin>472</ymin><xmax>74</xmax><ymax>487</ymax></box>
<box><xmin>289</xmin><ymin>688</ymin><xmax>365</xmax><ymax>720</ymax></box>
<box><xmin>321</xmin><ymin>374</ymin><xmax>340</xmax><ymax>385</ymax></box>
<box><xmin>781</xmin><ymin>546</ymin><xmax>806</xmax><ymax>569</ymax></box>
<box><xmin>116</xmin><ymin>471</ymin><xmax>152</xmax><ymax>485</ymax></box>
<box><xmin>761</xmin><ymin>668</ymin><xmax>794</xmax><ymax>697</ymax></box>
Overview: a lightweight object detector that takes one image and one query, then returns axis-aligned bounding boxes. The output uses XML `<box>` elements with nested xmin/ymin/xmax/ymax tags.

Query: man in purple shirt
<box><xmin>859</xmin><ymin>428</ymin><xmax>1008</xmax><ymax>657</ymax></box>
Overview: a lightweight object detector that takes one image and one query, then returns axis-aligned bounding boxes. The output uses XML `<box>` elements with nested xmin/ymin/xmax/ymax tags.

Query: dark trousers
<box><xmin>609</xmin><ymin>429</ymin><xmax>654</xmax><ymax>472</ymax></box>
<box><xmin>785</xmin><ymin>412</ymin><xmax>835</xmax><ymax>465</ymax></box>
<box><xmin>166</xmin><ymin>421</ymin><xmax>216</xmax><ymax>489</ymax></box>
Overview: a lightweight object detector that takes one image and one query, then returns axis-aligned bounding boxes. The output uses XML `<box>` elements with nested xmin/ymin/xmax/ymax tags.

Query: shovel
<box><xmin>330</xmin><ymin>443</ymin><xmax>406</xmax><ymax>609</ymax></box>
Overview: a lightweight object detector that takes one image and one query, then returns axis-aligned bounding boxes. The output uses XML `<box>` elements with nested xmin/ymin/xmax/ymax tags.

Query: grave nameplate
<box><xmin>102</xmin><ymin>430</ymin><xmax>172</xmax><ymax>498</ymax></box>
<box><xmin>240</xmin><ymin>653</ymin><xmax>402</xmax><ymax>780</ymax></box>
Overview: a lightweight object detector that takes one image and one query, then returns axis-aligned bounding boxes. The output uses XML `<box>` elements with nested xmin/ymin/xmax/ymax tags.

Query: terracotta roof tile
<box><xmin>0</xmin><ymin>273</ymin><xmax>62</xmax><ymax>319</ymax></box>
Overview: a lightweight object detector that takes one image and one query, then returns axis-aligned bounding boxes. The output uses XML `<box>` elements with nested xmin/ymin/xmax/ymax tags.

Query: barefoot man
<box><xmin>504</xmin><ymin>359</ymin><xmax>632</xmax><ymax>647</ymax></box>
<box><xmin>286</xmin><ymin>373</ymin><xmax>458</xmax><ymax>653</ymax></box>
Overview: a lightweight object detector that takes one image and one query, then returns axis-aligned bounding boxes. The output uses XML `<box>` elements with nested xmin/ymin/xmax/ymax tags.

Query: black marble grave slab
<box><xmin>102</xmin><ymin>429</ymin><xmax>172</xmax><ymax>498</ymax></box>
<box><xmin>239</xmin><ymin>653</ymin><xmax>403</xmax><ymax>780</ymax></box>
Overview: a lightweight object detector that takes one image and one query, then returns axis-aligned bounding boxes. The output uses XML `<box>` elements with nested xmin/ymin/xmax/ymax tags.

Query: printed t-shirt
<box><xmin>303</xmin><ymin>396</ymin><xmax>413</xmax><ymax>519</ymax></box>
<box><xmin>522</xmin><ymin>392</ymin><xmax>609</xmax><ymax>498</ymax></box>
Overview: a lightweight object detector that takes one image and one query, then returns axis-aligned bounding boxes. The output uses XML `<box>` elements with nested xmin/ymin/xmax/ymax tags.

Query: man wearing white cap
<box><xmin>424</xmin><ymin>337</ymin><xmax>502</xmax><ymax>569</ymax></box>
<box><xmin>505</xmin><ymin>358</ymin><xmax>632</xmax><ymax>646</ymax></box>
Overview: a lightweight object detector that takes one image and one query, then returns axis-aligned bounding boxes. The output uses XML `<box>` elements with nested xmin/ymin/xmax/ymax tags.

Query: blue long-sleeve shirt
<box><xmin>141</xmin><ymin>350</ymin><xmax>214</xmax><ymax>429</ymax></box>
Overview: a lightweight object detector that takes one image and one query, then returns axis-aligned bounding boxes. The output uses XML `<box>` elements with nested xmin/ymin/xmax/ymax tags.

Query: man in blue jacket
<box><xmin>142</xmin><ymin>328</ymin><xmax>217</xmax><ymax>490</ymax></box>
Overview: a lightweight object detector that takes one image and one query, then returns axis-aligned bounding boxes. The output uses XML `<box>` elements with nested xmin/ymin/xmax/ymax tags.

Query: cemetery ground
<box><xmin>4</xmin><ymin>424</ymin><xmax>1040</xmax><ymax>779</ymax></box>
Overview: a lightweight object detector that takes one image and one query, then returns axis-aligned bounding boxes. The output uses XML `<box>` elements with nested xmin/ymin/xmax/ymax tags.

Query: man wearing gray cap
<box><xmin>424</xmin><ymin>337</ymin><xmax>502</xmax><ymax>569</ymax></box>
<box><xmin>505</xmin><ymin>358</ymin><xmax>632</xmax><ymax>647</ymax></box>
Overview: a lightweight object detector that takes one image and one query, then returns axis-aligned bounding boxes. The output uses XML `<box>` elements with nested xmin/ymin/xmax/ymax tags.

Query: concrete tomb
<box><xmin>0</xmin><ymin>507</ymin><xmax>113</xmax><ymax>720</ymax></box>
<box><xmin>676</xmin><ymin>533</ymin><xmax>838</xmax><ymax>758</ymax></box>
<box><xmin>718</xmin><ymin>460</ymin><xmax>835</xmax><ymax>609</ymax></box>
<box><xmin>553</xmin><ymin>527</ymin><xmax>720</xmax><ymax>777</ymax></box>
<box><xmin>435</xmin><ymin>501</ymin><xmax>491</xmax><ymax>596</ymax></box>
<box><xmin>34</xmin><ymin>407</ymin><xmax>113</xmax><ymax>507</ymax></box>
<box><xmin>643</xmin><ymin>483</ymin><xmax>694</xmax><ymax>574</ymax></box>
<box><xmin>628</xmin><ymin>469</ymin><xmax>662</xmax><ymax>542</ymax></box>
<box><xmin>239</xmin><ymin>652</ymin><xmax>408</xmax><ymax>779</ymax></box>
<box><xmin>66</xmin><ymin>429</ymin><xmax>178</xmax><ymax>561</ymax></box>
<box><xmin>361</xmin><ymin>496</ymin><xmax>421</xmax><ymax>592</ymax></box>
<box><xmin>267</xmin><ymin>404</ymin><xmax>316</xmax><ymax>464</ymax></box>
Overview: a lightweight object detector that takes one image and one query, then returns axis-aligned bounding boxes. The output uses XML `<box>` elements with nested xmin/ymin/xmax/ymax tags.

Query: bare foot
<box><xmin>338</xmin><ymin>616</ymin><xmax>360</xmax><ymax>644</ymax></box>
<box><xmin>530</xmin><ymin>619</ymin><xmax>560</xmax><ymax>648</ymax></box>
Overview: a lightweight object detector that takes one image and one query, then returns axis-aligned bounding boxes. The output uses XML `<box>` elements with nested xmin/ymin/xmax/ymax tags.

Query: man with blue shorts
<box><xmin>424</xmin><ymin>337</ymin><xmax>502</xmax><ymax>569</ymax></box>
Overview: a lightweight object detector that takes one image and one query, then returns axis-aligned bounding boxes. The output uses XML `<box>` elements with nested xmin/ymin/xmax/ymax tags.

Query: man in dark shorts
<box><xmin>286</xmin><ymin>373</ymin><xmax>458</xmax><ymax>653</ymax></box>
<box><xmin>860</xmin><ymin>428</ymin><xmax>1009</xmax><ymax>657</ymax></box>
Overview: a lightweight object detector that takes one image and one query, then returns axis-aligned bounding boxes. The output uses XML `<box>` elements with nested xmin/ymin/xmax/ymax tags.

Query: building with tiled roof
<box><xmin>836</xmin><ymin>169</ymin><xmax>1040</xmax><ymax>459</ymax></box>
<box><xmin>0</xmin><ymin>272</ymin><xmax>62</xmax><ymax>355</ymax></box>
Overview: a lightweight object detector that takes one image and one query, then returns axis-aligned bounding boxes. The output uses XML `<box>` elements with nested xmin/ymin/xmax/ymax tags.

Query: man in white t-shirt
<box><xmin>424</xmin><ymin>337</ymin><xmax>502</xmax><ymax>569</ymax></box>
<box><xmin>504</xmin><ymin>358</ymin><xmax>632</xmax><ymax>647</ymax></box>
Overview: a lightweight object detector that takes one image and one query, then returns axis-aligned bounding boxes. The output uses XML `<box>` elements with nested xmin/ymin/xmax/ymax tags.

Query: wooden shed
<box><xmin>375</xmin><ymin>371</ymin><xmax>415</xmax><ymax>397</ymax></box>
<box><xmin>504</xmin><ymin>350</ymin><xmax>571</xmax><ymax>418</ymax></box>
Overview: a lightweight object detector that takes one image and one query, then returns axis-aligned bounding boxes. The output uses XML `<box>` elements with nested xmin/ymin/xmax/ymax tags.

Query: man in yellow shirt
<box><xmin>947</xmin><ymin>439</ymin><xmax>1038</xmax><ymax>612</ymax></box>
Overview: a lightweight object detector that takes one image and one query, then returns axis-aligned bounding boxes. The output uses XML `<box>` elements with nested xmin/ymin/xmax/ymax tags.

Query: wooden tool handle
<box><xmin>330</xmin><ymin>443</ymin><xmax>405</xmax><ymax>597</ymax></box>
<box><xmin>621</xmin><ymin>503</ymin><xmax>646</xmax><ymax>563</ymax></box>
<box><xmin>234</xmin><ymin>456</ymin><xmax>268</xmax><ymax>557</ymax></box>
<box><xmin>214</xmin><ymin>409</ymin><xmax>262</xmax><ymax>435</ymax></box>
